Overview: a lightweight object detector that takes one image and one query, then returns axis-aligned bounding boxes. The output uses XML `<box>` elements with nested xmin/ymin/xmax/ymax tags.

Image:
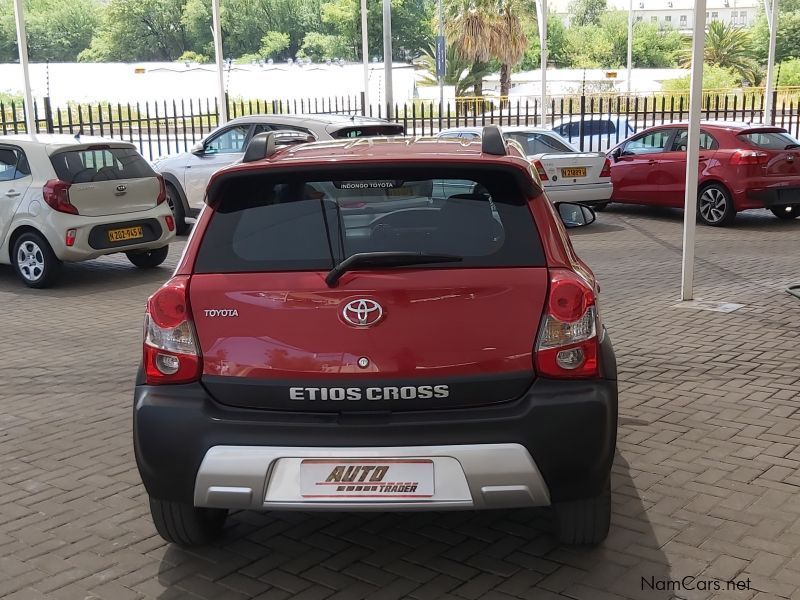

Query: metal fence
<box><xmin>2</xmin><ymin>90</ymin><xmax>799</xmax><ymax>160</ymax></box>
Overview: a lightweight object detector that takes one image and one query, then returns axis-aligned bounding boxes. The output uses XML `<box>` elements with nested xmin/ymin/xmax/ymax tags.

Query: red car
<box><xmin>133</xmin><ymin>127</ymin><xmax>619</xmax><ymax>547</ymax></box>
<box><xmin>607</xmin><ymin>122</ymin><xmax>800</xmax><ymax>226</ymax></box>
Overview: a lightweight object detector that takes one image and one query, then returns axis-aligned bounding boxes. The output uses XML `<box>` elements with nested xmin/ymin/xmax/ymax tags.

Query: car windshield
<box><xmin>195</xmin><ymin>168</ymin><xmax>545</xmax><ymax>274</ymax></box>
<box><xmin>505</xmin><ymin>132</ymin><xmax>572</xmax><ymax>154</ymax></box>
<box><xmin>50</xmin><ymin>147</ymin><xmax>155</xmax><ymax>183</ymax></box>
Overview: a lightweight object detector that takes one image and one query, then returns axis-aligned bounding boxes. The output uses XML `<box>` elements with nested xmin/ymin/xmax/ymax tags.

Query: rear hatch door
<box><xmin>189</xmin><ymin>166</ymin><xmax>549</xmax><ymax>412</ymax></box>
<box><xmin>739</xmin><ymin>129</ymin><xmax>800</xmax><ymax>178</ymax></box>
<box><xmin>49</xmin><ymin>144</ymin><xmax>160</xmax><ymax>216</ymax></box>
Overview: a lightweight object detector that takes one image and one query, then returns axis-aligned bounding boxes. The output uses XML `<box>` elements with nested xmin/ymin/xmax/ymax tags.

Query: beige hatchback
<box><xmin>0</xmin><ymin>135</ymin><xmax>176</xmax><ymax>288</ymax></box>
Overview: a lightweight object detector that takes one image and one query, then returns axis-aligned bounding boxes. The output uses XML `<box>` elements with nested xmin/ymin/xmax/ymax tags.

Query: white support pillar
<box><xmin>13</xmin><ymin>0</ymin><xmax>35</xmax><ymax>134</ymax></box>
<box><xmin>361</xmin><ymin>0</ymin><xmax>370</xmax><ymax>114</ymax></box>
<box><xmin>680</xmin><ymin>0</ymin><xmax>707</xmax><ymax>301</ymax></box>
<box><xmin>211</xmin><ymin>0</ymin><xmax>227</xmax><ymax>124</ymax></box>
<box><xmin>536</xmin><ymin>0</ymin><xmax>547</xmax><ymax>125</ymax></box>
<box><xmin>382</xmin><ymin>0</ymin><xmax>393</xmax><ymax>118</ymax></box>
<box><xmin>626</xmin><ymin>0</ymin><xmax>633</xmax><ymax>94</ymax></box>
<box><xmin>764</xmin><ymin>0</ymin><xmax>779</xmax><ymax>125</ymax></box>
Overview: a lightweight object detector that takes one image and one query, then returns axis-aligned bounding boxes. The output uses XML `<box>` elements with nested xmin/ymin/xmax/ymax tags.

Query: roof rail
<box><xmin>242</xmin><ymin>132</ymin><xmax>277</xmax><ymax>163</ymax></box>
<box><xmin>481</xmin><ymin>125</ymin><xmax>506</xmax><ymax>156</ymax></box>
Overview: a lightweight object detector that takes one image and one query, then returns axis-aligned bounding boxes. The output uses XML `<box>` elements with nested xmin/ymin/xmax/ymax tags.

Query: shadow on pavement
<box><xmin>154</xmin><ymin>451</ymin><xmax>674</xmax><ymax>599</ymax></box>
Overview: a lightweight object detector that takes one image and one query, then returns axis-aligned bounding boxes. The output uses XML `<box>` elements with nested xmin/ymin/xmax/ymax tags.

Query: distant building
<box><xmin>549</xmin><ymin>0</ymin><xmax>760</xmax><ymax>32</ymax></box>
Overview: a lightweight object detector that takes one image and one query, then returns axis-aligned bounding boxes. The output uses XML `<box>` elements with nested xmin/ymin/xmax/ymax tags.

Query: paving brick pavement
<box><xmin>0</xmin><ymin>205</ymin><xmax>798</xmax><ymax>600</ymax></box>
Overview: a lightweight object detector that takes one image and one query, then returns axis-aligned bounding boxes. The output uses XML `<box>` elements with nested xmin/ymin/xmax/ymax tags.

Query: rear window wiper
<box><xmin>325</xmin><ymin>251</ymin><xmax>463</xmax><ymax>287</ymax></box>
<box><xmin>785</xmin><ymin>143</ymin><xmax>800</xmax><ymax>150</ymax></box>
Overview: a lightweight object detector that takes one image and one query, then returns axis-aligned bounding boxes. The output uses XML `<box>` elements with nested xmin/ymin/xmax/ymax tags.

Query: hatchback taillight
<box><xmin>43</xmin><ymin>179</ymin><xmax>78</xmax><ymax>215</ymax></box>
<box><xmin>533</xmin><ymin>160</ymin><xmax>549</xmax><ymax>181</ymax></box>
<box><xmin>730</xmin><ymin>150</ymin><xmax>769</xmax><ymax>165</ymax></box>
<box><xmin>156</xmin><ymin>175</ymin><xmax>167</xmax><ymax>205</ymax></box>
<box><xmin>535</xmin><ymin>270</ymin><xmax>599</xmax><ymax>378</ymax></box>
<box><xmin>143</xmin><ymin>275</ymin><xmax>202</xmax><ymax>384</ymax></box>
<box><xmin>599</xmin><ymin>158</ymin><xmax>611</xmax><ymax>178</ymax></box>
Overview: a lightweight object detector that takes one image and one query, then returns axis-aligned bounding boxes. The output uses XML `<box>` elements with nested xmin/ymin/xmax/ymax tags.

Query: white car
<box><xmin>152</xmin><ymin>114</ymin><xmax>404</xmax><ymax>233</ymax></box>
<box><xmin>0</xmin><ymin>135</ymin><xmax>176</xmax><ymax>288</ymax></box>
<box><xmin>438</xmin><ymin>126</ymin><xmax>612</xmax><ymax>206</ymax></box>
<box><xmin>550</xmin><ymin>116</ymin><xmax>635</xmax><ymax>152</ymax></box>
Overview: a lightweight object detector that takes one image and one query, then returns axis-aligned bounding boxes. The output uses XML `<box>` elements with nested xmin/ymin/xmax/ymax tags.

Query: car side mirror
<box><xmin>191</xmin><ymin>142</ymin><xmax>206</xmax><ymax>156</ymax></box>
<box><xmin>611</xmin><ymin>147</ymin><xmax>622</xmax><ymax>162</ymax></box>
<box><xmin>555</xmin><ymin>202</ymin><xmax>596</xmax><ymax>228</ymax></box>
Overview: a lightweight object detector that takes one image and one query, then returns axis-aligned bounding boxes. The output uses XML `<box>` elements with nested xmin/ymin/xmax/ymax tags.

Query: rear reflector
<box><xmin>165</xmin><ymin>215</ymin><xmax>175</xmax><ymax>231</ymax></box>
<box><xmin>535</xmin><ymin>270</ymin><xmax>599</xmax><ymax>378</ymax></box>
<box><xmin>143</xmin><ymin>275</ymin><xmax>202</xmax><ymax>384</ymax></box>
<box><xmin>65</xmin><ymin>229</ymin><xmax>77</xmax><ymax>247</ymax></box>
<box><xmin>43</xmin><ymin>179</ymin><xmax>78</xmax><ymax>215</ymax></box>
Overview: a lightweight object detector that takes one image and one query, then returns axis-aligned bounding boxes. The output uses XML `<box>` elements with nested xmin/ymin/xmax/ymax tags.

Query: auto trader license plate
<box><xmin>107</xmin><ymin>226</ymin><xmax>143</xmax><ymax>242</ymax></box>
<box><xmin>300</xmin><ymin>459</ymin><xmax>434</xmax><ymax>499</ymax></box>
<box><xmin>561</xmin><ymin>167</ymin><xmax>587</xmax><ymax>178</ymax></box>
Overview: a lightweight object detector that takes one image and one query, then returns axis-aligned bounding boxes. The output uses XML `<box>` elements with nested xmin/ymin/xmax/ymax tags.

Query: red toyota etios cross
<box><xmin>133</xmin><ymin>126</ymin><xmax>619</xmax><ymax>547</ymax></box>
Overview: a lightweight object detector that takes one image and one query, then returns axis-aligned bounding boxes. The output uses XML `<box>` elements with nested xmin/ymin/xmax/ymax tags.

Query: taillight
<box><xmin>730</xmin><ymin>150</ymin><xmax>769</xmax><ymax>165</ymax></box>
<box><xmin>43</xmin><ymin>179</ymin><xmax>78</xmax><ymax>215</ymax></box>
<box><xmin>535</xmin><ymin>269</ymin><xmax>599</xmax><ymax>378</ymax></box>
<box><xmin>156</xmin><ymin>175</ymin><xmax>167</xmax><ymax>205</ymax></box>
<box><xmin>533</xmin><ymin>159</ymin><xmax>549</xmax><ymax>181</ymax></box>
<box><xmin>143</xmin><ymin>275</ymin><xmax>202</xmax><ymax>384</ymax></box>
<box><xmin>599</xmin><ymin>158</ymin><xmax>611</xmax><ymax>178</ymax></box>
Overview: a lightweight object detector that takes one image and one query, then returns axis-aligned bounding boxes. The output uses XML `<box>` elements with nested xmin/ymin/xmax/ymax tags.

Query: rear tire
<box><xmin>12</xmin><ymin>231</ymin><xmax>62</xmax><ymax>289</ymax></box>
<box><xmin>770</xmin><ymin>205</ymin><xmax>800</xmax><ymax>220</ymax></box>
<box><xmin>697</xmin><ymin>183</ymin><xmax>736</xmax><ymax>226</ymax></box>
<box><xmin>554</xmin><ymin>479</ymin><xmax>611</xmax><ymax>546</ymax></box>
<box><xmin>126</xmin><ymin>246</ymin><xmax>169</xmax><ymax>268</ymax></box>
<box><xmin>149</xmin><ymin>497</ymin><xmax>227</xmax><ymax>546</ymax></box>
<box><xmin>165</xmin><ymin>183</ymin><xmax>190</xmax><ymax>235</ymax></box>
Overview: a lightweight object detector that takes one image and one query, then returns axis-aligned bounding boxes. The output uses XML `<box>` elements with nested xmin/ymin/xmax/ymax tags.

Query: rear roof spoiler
<box><xmin>481</xmin><ymin>125</ymin><xmax>506</xmax><ymax>156</ymax></box>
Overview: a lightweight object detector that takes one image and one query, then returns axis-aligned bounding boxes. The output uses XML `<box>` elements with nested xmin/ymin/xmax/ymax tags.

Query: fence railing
<box><xmin>2</xmin><ymin>90</ymin><xmax>799</xmax><ymax>160</ymax></box>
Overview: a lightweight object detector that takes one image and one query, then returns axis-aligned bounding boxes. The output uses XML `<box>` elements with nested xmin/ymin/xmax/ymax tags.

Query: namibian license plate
<box><xmin>561</xmin><ymin>167</ymin><xmax>587</xmax><ymax>178</ymax></box>
<box><xmin>299</xmin><ymin>459</ymin><xmax>434</xmax><ymax>499</ymax></box>
<box><xmin>107</xmin><ymin>226</ymin><xmax>143</xmax><ymax>242</ymax></box>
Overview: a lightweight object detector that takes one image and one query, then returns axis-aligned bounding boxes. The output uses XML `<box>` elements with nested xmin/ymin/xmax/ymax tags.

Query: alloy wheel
<box><xmin>16</xmin><ymin>240</ymin><xmax>45</xmax><ymax>282</ymax></box>
<box><xmin>699</xmin><ymin>187</ymin><xmax>727</xmax><ymax>224</ymax></box>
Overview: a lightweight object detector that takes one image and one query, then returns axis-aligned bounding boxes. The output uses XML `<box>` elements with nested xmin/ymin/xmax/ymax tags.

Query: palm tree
<box><xmin>417</xmin><ymin>44</ymin><xmax>493</xmax><ymax>97</ymax></box>
<box><xmin>680</xmin><ymin>21</ymin><xmax>757</xmax><ymax>84</ymax></box>
<box><xmin>445</xmin><ymin>0</ymin><xmax>527</xmax><ymax>99</ymax></box>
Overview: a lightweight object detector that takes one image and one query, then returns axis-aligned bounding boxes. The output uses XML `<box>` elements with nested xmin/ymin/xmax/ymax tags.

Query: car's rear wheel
<box><xmin>12</xmin><ymin>232</ymin><xmax>62</xmax><ymax>288</ymax></box>
<box><xmin>165</xmin><ymin>183</ymin><xmax>190</xmax><ymax>235</ymax></box>
<box><xmin>126</xmin><ymin>246</ymin><xmax>169</xmax><ymax>268</ymax></box>
<box><xmin>770</xmin><ymin>205</ymin><xmax>800</xmax><ymax>220</ymax></box>
<box><xmin>149</xmin><ymin>497</ymin><xmax>227</xmax><ymax>546</ymax></box>
<box><xmin>697</xmin><ymin>184</ymin><xmax>736</xmax><ymax>226</ymax></box>
<box><xmin>554</xmin><ymin>479</ymin><xmax>611</xmax><ymax>545</ymax></box>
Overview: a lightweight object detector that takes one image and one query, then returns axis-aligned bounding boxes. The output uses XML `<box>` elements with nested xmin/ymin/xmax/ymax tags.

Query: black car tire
<box><xmin>12</xmin><ymin>231</ymin><xmax>62</xmax><ymax>289</ymax></box>
<box><xmin>149</xmin><ymin>496</ymin><xmax>227</xmax><ymax>546</ymax></box>
<box><xmin>166</xmin><ymin>182</ymin><xmax>191</xmax><ymax>235</ymax></box>
<box><xmin>697</xmin><ymin>183</ymin><xmax>736</xmax><ymax>226</ymax></box>
<box><xmin>770</xmin><ymin>205</ymin><xmax>800</xmax><ymax>220</ymax></box>
<box><xmin>554</xmin><ymin>479</ymin><xmax>611</xmax><ymax>545</ymax></box>
<box><xmin>126</xmin><ymin>246</ymin><xmax>169</xmax><ymax>268</ymax></box>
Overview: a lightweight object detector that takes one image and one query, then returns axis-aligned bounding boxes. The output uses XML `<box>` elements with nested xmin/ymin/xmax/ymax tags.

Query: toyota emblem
<box><xmin>342</xmin><ymin>299</ymin><xmax>383</xmax><ymax>327</ymax></box>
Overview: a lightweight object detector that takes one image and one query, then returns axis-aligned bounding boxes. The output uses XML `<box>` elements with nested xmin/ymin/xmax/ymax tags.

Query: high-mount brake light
<box><xmin>535</xmin><ymin>270</ymin><xmax>600</xmax><ymax>378</ymax></box>
<box><xmin>143</xmin><ymin>276</ymin><xmax>202</xmax><ymax>384</ymax></box>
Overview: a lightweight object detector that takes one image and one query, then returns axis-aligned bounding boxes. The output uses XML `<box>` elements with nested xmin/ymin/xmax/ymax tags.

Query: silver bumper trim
<box><xmin>194</xmin><ymin>443</ymin><xmax>551</xmax><ymax>511</ymax></box>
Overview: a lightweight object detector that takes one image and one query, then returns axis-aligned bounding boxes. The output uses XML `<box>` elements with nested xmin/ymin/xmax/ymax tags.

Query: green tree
<box><xmin>679</xmin><ymin>21</ymin><xmax>757</xmax><ymax>83</ymax></box>
<box><xmin>417</xmin><ymin>43</ymin><xmax>492</xmax><ymax>96</ymax></box>
<box><xmin>445</xmin><ymin>0</ymin><xmax>528</xmax><ymax>98</ymax></box>
<box><xmin>568</xmin><ymin>0</ymin><xmax>606</xmax><ymax>27</ymax></box>
<box><xmin>752</xmin><ymin>0</ymin><xmax>800</xmax><ymax>63</ymax></box>
<box><xmin>260</xmin><ymin>31</ymin><xmax>290</xmax><ymax>58</ymax></box>
<box><xmin>777</xmin><ymin>59</ymin><xmax>800</xmax><ymax>86</ymax></box>
<box><xmin>632</xmin><ymin>20</ymin><xmax>681</xmax><ymax>68</ymax></box>
<box><xmin>519</xmin><ymin>12</ymin><xmax>571</xmax><ymax>69</ymax></box>
<box><xmin>661</xmin><ymin>64</ymin><xmax>740</xmax><ymax>93</ymax></box>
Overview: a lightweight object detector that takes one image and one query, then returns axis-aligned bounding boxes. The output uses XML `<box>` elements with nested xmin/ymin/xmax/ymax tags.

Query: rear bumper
<box><xmin>545</xmin><ymin>183</ymin><xmax>612</xmax><ymax>204</ymax></box>
<box><xmin>740</xmin><ymin>185</ymin><xmax>800</xmax><ymax>209</ymax></box>
<box><xmin>134</xmin><ymin>336</ymin><xmax>618</xmax><ymax>509</ymax></box>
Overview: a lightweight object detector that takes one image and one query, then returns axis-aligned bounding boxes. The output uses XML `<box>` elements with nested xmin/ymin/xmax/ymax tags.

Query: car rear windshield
<box><xmin>194</xmin><ymin>167</ymin><xmax>545</xmax><ymax>274</ymax></box>
<box><xmin>50</xmin><ymin>147</ymin><xmax>156</xmax><ymax>183</ymax></box>
<box><xmin>739</xmin><ymin>131</ymin><xmax>800</xmax><ymax>150</ymax></box>
<box><xmin>332</xmin><ymin>125</ymin><xmax>405</xmax><ymax>138</ymax></box>
<box><xmin>505</xmin><ymin>132</ymin><xmax>572</xmax><ymax>154</ymax></box>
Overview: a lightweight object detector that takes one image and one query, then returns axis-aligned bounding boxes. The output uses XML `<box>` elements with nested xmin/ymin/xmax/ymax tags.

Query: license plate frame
<box><xmin>107</xmin><ymin>226</ymin><xmax>144</xmax><ymax>243</ymax></box>
<box><xmin>299</xmin><ymin>458</ymin><xmax>434</xmax><ymax>500</ymax></box>
<box><xmin>561</xmin><ymin>167</ymin><xmax>587</xmax><ymax>178</ymax></box>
